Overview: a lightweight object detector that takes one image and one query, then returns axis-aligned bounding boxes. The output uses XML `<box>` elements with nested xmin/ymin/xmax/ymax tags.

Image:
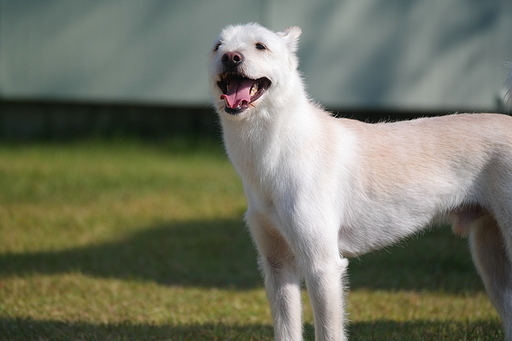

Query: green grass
<box><xmin>0</xmin><ymin>138</ymin><xmax>502</xmax><ymax>340</ymax></box>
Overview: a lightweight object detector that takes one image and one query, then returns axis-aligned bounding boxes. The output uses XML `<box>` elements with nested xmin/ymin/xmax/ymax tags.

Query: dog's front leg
<box><xmin>247</xmin><ymin>211</ymin><xmax>303</xmax><ymax>341</ymax></box>
<box><xmin>261</xmin><ymin>254</ymin><xmax>302</xmax><ymax>341</ymax></box>
<box><xmin>304</xmin><ymin>254</ymin><xmax>349</xmax><ymax>341</ymax></box>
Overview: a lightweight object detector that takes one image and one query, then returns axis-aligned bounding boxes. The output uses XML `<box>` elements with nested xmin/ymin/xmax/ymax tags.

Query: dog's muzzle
<box><xmin>217</xmin><ymin>52</ymin><xmax>271</xmax><ymax>115</ymax></box>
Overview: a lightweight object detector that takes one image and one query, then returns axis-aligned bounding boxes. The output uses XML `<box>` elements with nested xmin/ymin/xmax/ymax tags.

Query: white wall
<box><xmin>1</xmin><ymin>0</ymin><xmax>511</xmax><ymax>111</ymax></box>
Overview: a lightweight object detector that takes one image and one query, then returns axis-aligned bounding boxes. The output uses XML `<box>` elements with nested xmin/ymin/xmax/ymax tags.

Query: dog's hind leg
<box><xmin>247</xmin><ymin>212</ymin><xmax>303</xmax><ymax>341</ymax></box>
<box><xmin>469</xmin><ymin>216</ymin><xmax>512</xmax><ymax>340</ymax></box>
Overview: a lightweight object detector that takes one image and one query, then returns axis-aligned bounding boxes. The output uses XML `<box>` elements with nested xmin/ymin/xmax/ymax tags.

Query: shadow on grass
<box><xmin>0</xmin><ymin>218</ymin><xmax>484</xmax><ymax>292</ymax></box>
<box><xmin>0</xmin><ymin>317</ymin><xmax>502</xmax><ymax>341</ymax></box>
<box><xmin>349</xmin><ymin>227</ymin><xmax>485</xmax><ymax>293</ymax></box>
<box><xmin>0</xmin><ymin>219</ymin><xmax>261</xmax><ymax>289</ymax></box>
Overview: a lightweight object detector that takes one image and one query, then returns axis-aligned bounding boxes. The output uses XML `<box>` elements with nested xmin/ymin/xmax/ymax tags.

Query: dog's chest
<box><xmin>226</xmin><ymin>131</ymin><xmax>301</xmax><ymax>188</ymax></box>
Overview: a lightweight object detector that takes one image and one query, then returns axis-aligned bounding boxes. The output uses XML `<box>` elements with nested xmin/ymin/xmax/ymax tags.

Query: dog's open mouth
<box><xmin>217</xmin><ymin>74</ymin><xmax>271</xmax><ymax>114</ymax></box>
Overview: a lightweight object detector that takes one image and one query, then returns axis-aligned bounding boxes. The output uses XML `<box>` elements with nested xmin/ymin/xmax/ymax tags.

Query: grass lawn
<box><xmin>0</xmin><ymin>137</ymin><xmax>502</xmax><ymax>340</ymax></box>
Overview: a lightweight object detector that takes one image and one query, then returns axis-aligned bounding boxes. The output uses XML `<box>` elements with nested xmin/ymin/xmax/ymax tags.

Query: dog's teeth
<box><xmin>250</xmin><ymin>84</ymin><xmax>258</xmax><ymax>96</ymax></box>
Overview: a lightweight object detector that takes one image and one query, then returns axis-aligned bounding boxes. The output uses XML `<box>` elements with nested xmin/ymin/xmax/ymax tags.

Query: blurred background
<box><xmin>1</xmin><ymin>0</ymin><xmax>511</xmax><ymax>140</ymax></box>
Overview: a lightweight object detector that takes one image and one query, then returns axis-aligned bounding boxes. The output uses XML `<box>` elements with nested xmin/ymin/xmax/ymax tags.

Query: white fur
<box><xmin>209</xmin><ymin>23</ymin><xmax>512</xmax><ymax>341</ymax></box>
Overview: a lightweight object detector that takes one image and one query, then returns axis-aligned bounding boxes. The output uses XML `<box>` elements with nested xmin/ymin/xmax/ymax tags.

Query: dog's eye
<box><xmin>255</xmin><ymin>43</ymin><xmax>267</xmax><ymax>50</ymax></box>
<box><xmin>214</xmin><ymin>43</ymin><xmax>221</xmax><ymax>52</ymax></box>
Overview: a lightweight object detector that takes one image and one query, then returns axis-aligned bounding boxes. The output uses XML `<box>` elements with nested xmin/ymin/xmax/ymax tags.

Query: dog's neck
<box><xmin>221</xmin><ymin>80</ymin><xmax>314</xmax><ymax>144</ymax></box>
<box><xmin>221</xmin><ymin>74</ymin><xmax>313</xmax><ymax>133</ymax></box>
<box><xmin>220</xmin><ymin>79</ymin><xmax>322</xmax><ymax>190</ymax></box>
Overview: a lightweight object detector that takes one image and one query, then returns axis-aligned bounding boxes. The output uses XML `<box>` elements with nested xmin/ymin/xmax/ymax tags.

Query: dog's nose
<box><xmin>221</xmin><ymin>52</ymin><xmax>244</xmax><ymax>68</ymax></box>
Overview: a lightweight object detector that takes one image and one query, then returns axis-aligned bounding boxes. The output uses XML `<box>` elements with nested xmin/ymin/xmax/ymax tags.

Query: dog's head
<box><xmin>209</xmin><ymin>23</ymin><xmax>302</xmax><ymax>119</ymax></box>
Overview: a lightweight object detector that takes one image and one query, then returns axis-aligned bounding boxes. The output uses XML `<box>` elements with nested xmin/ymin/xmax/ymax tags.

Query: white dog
<box><xmin>208</xmin><ymin>23</ymin><xmax>512</xmax><ymax>341</ymax></box>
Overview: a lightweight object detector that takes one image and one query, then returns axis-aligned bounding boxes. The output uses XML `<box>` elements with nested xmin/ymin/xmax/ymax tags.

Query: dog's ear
<box><xmin>278</xmin><ymin>26</ymin><xmax>302</xmax><ymax>53</ymax></box>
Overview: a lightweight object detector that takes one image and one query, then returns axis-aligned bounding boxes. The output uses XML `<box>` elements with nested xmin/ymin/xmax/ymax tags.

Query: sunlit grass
<box><xmin>0</xmin><ymin>138</ymin><xmax>502</xmax><ymax>340</ymax></box>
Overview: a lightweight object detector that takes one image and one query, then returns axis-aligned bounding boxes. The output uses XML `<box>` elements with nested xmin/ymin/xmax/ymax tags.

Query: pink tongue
<box><xmin>220</xmin><ymin>78</ymin><xmax>255</xmax><ymax>109</ymax></box>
